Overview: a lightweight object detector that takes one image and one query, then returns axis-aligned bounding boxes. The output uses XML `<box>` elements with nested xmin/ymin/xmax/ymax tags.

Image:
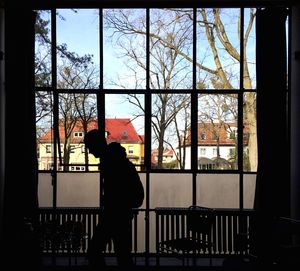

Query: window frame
<box><xmin>33</xmin><ymin>0</ymin><xmax>288</xmax><ymax>210</ymax></box>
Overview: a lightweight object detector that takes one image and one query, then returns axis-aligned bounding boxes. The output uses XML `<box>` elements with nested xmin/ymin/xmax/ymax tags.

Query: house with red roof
<box><xmin>178</xmin><ymin>121</ymin><xmax>249</xmax><ymax>170</ymax></box>
<box><xmin>151</xmin><ymin>148</ymin><xmax>177</xmax><ymax>168</ymax></box>
<box><xmin>37</xmin><ymin>118</ymin><xmax>144</xmax><ymax>171</ymax></box>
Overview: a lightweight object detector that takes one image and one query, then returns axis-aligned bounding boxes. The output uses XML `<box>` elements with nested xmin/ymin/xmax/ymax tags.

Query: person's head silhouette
<box><xmin>84</xmin><ymin>129</ymin><xmax>107</xmax><ymax>158</ymax></box>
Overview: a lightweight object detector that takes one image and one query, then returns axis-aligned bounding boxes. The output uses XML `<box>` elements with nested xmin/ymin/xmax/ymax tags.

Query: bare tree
<box><xmin>103</xmin><ymin>8</ymin><xmax>257</xmax><ymax>170</ymax></box>
<box><xmin>198</xmin><ymin>94</ymin><xmax>238</xmax><ymax>169</ymax></box>
<box><xmin>104</xmin><ymin>9</ymin><xmax>193</xmax><ymax>168</ymax></box>
<box><xmin>35</xmin><ymin>10</ymin><xmax>99</xmax><ymax>170</ymax></box>
<box><xmin>198</xmin><ymin>8</ymin><xmax>256</xmax><ymax>170</ymax></box>
<box><xmin>57</xmin><ymin>59</ymin><xmax>98</xmax><ymax>170</ymax></box>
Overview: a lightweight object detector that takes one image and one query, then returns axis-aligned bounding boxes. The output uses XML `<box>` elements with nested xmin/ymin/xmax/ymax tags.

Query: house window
<box><xmin>228</xmin><ymin>130</ymin><xmax>237</xmax><ymax>140</ymax></box>
<box><xmin>128</xmin><ymin>146</ymin><xmax>134</xmax><ymax>154</ymax></box>
<box><xmin>122</xmin><ymin>130</ymin><xmax>128</xmax><ymax>138</ymax></box>
<box><xmin>45</xmin><ymin>144</ymin><xmax>51</xmax><ymax>153</ymax></box>
<box><xmin>200</xmin><ymin>148</ymin><xmax>206</xmax><ymax>155</ymax></box>
<box><xmin>70</xmin><ymin>145</ymin><xmax>75</xmax><ymax>153</ymax></box>
<box><xmin>47</xmin><ymin>162</ymin><xmax>54</xmax><ymax>170</ymax></box>
<box><xmin>74</xmin><ymin>131</ymin><xmax>83</xmax><ymax>137</ymax></box>
<box><xmin>212</xmin><ymin>133</ymin><xmax>218</xmax><ymax>141</ymax></box>
<box><xmin>70</xmin><ymin>165</ymin><xmax>85</xmax><ymax>171</ymax></box>
<box><xmin>200</xmin><ymin>132</ymin><xmax>206</xmax><ymax>140</ymax></box>
<box><xmin>229</xmin><ymin>148</ymin><xmax>235</xmax><ymax>157</ymax></box>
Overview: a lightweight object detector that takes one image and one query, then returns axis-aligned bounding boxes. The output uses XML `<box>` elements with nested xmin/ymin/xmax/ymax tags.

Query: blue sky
<box><xmin>57</xmin><ymin>9</ymin><xmax>100</xmax><ymax>65</ymax></box>
<box><xmin>49</xmin><ymin>8</ymin><xmax>258</xmax><ymax>138</ymax></box>
<box><xmin>55</xmin><ymin>8</ymin><xmax>257</xmax><ymax>89</ymax></box>
<box><xmin>56</xmin><ymin>9</ymin><xmax>144</xmax><ymax>130</ymax></box>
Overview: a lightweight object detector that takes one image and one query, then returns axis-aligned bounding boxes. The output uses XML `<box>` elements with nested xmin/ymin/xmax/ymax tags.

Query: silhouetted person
<box><xmin>84</xmin><ymin>129</ymin><xmax>144</xmax><ymax>270</ymax></box>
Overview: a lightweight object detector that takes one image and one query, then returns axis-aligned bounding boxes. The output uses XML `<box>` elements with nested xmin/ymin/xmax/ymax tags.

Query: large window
<box><xmin>35</xmin><ymin>4</ymin><xmax>259</xmax><ymax>210</ymax></box>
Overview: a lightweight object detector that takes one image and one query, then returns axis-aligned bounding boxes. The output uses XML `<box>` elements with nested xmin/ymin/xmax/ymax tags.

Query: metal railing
<box><xmin>37</xmin><ymin>207</ymin><xmax>255</xmax><ymax>257</ymax></box>
<box><xmin>38</xmin><ymin>207</ymin><xmax>142</xmax><ymax>255</ymax></box>
<box><xmin>155</xmin><ymin>207</ymin><xmax>254</xmax><ymax>257</ymax></box>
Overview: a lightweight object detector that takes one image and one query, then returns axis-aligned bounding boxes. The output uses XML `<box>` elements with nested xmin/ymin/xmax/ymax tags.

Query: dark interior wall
<box><xmin>0</xmin><ymin>0</ymin><xmax>299</xmax><ymax>267</ymax></box>
<box><xmin>291</xmin><ymin>5</ymin><xmax>300</xmax><ymax>220</ymax></box>
<box><xmin>0</xmin><ymin>6</ymin><xmax>5</xmax><ymax>243</ymax></box>
<box><xmin>255</xmin><ymin>7</ymin><xmax>290</xmax><ymax>218</ymax></box>
<box><xmin>2</xmin><ymin>3</ymin><xmax>39</xmax><ymax>268</ymax></box>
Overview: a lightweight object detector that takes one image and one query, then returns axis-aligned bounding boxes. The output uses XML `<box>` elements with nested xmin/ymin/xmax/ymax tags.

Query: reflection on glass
<box><xmin>243</xmin><ymin>92</ymin><xmax>257</xmax><ymax>172</ymax></box>
<box><xmin>105</xmin><ymin>94</ymin><xmax>145</xmax><ymax>170</ymax></box>
<box><xmin>150</xmin><ymin>9</ymin><xmax>193</xmax><ymax>90</ymax></box>
<box><xmin>243</xmin><ymin>174</ymin><xmax>256</xmax><ymax>209</ymax></box>
<box><xmin>57</xmin><ymin>173</ymin><xmax>100</xmax><ymax>207</ymax></box>
<box><xmin>103</xmin><ymin>9</ymin><xmax>146</xmax><ymax>89</ymax></box>
<box><xmin>197</xmin><ymin>174</ymin><xmax>239</xmax><ymax>208</ymax></box>
<box><xmin>151</xmin><ymin>93</ymin><xmax>191</xmax><ymax>169</ymax></box>
<box><xmin>38</xmin><ymin>173</ymin><xmax>53</xmax><ymax>207</ymax></box>
<box><xmin>196</xmin><ymin>8</ymin><xmax>240</xmax><ymax>89</ymax></box>
<box><xmin>56</xmin><ymin>9</ymin><xmax>100</xmax><ymax>89</ymax></box>
<box><xmin>35</xmin><ymin>10</ymin><xmax>52</xmax><ymax>87</ymax></box>
<box><xmin>198</xmin><ymin>94</ymin><xmax>238</xmax><ymax>170</ymax></box>
<box><xmin>244</xmin><ymin>8</ymin><xmax>256</xmax><ymax>89</ymax></box>
<box><xmin>150</xmin><ymin>173</ymin><xmax>192</xmax><ymax>208</ymax></box>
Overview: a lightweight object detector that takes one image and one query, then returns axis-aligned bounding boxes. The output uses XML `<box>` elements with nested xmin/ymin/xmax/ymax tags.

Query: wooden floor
<box><xmin>40</xmin><ymin>255</ymin><xmax>257</xmax><ymax>271</ymax></box>
<box><xmin>40</xmin><ymin>255</ymin><xmax>299</xmax><ymax>271</ymax></box>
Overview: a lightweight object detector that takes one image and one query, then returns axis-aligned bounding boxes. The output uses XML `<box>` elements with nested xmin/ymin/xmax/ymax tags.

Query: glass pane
<box><xmin>243</xmin><ymin>92</ymin><xmax>257</xmax><ymax>172</ymax></box>
<box><xmin>56</xmin><ymin>9</ymin><xmax>100</xmax><ymax>89</ymax></box>
<box><xmin>150</xmin><ymin>173</ymin><xmax>192</xmax><ymax>208</ymax></box>
<box><xmin>58</xmin><ymin>93</ymin><xmax>98</xmax><ymax>171</ymax></box>
<box><xmin>57</xmin><ymin>172</ymin><xmax>100</xmax><ymax>207</ymax></box>
<box><xmin>103</xmin><ymin>9</ymin><xmax>146</xmax><ymax>89</ymax></box>
<box><xmin>198</xmin><ymin>94</ymin><xmax>238</xmax><ymax>170</ymax></box>
<box><xmin>105</xmin><ymin>94</ymin><xmax>145</xmax><ymax>169</ymax></box>
<box><xmin>196</xmin><ymin>8</ymin><xmax>240</xmax><ymax>89</ymax></box>
<box><xmin>38</xmin><ymin>173</ymin><xmax>53</xmax><ymax>207</ymax></box>
<box><xmin>243</xmin><ymin>174</ymin><xmax>256</xmax><ymax>209</ymax></box>
<box><xmin>152</xmin><ymin>94</ymin><xmax>191</xmax><ymax>169</ymax></box>
<box><xmin>196</xmin><ymin>174</ymin><xmax>239</xmax><ymax>208</ymax></box>
<box><xmin>150</xmin><ymin>9</ymin><xmax>193</xmax><ymax>90</ymax></box>
<box><xmin>136</xmin><ymin>174</ymin><xmax>146</xmax><ymax>252</ymax></box>
<box><xmin>35</xmin><ymin>10</ymin><xmax>52</xmax><ymax>87</ymax></box>
<box><xmin>36</xmin><ymin>91</ymin><xmax>54</xmax><ymax>170</ymax></box>
<box><xmin>244</xmin><ymin>8</ymin><xmax>256</xmax><ymax>89</ymax></box>
<box><xmin>149</xmin><ymin>211</ymin><xmax>156</xmax><ymax>253</ymax></box>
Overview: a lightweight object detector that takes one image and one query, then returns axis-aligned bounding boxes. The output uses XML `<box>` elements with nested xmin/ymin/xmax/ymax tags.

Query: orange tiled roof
<box><xmin>39</xmin><ymin>118</ymin><xmax>143</xmax><ymax>144</ymax></box>
<box><xmin>184</xmin><ymin>122</ymin><xmax>249</xmax><ymax>146</ymax></box>
<box><xmin>105</xmin><ymin>118</ymin><xmax>142</xmax><ymax>143</ymax></box>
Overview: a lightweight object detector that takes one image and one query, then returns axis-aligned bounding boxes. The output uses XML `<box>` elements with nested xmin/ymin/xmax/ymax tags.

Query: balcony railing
<box><xmin>155</xmin><ymin>207</ymin><xmax>254</xmax><ymax>257</ymax></box>
<box><xmin>37</xmin><ymin>207</ymin><xmax>255</xmax><ymax>258</ymax></box>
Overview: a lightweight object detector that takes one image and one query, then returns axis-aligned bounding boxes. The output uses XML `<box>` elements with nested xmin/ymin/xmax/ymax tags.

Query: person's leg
<box><xmin>113</xmin><ymin>219</ymin><xmax>134</xmax><ymax>269</ymax></box>
<box><xmin>87</xmin><ymin>222</ymin><xmax>108</xmax><ymax>269</ymax></box>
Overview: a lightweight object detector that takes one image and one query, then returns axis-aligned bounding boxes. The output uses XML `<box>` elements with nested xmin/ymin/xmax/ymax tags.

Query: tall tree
<box><xmin>103</xmin><ymin>8</ymin><xmax>257</xmax><ymax>170</ymax></box>
<box><xmin>35</xmin><ymin>10</ymin><xmax>99</xmax><ymax>170</ymax></box>
<box><xmin>104</xmin><ymin>9</ymin><xmax>193</xmax><ymax>168</ymax></box>
<box><xmin>57</xmin><ymin>59</ymin><xmax>98</xmax><ymax>170</ymax></box>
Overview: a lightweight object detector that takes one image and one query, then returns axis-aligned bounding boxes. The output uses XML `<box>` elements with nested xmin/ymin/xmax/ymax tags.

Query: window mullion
<box><xmin>238</xmin><ymin>7</ymin><xmax>245</xmax><ymax>209</ymax></box>
<box><xmin>51</xmin><ymin>8</ymin><xmax>58</xmax><ymax>209</ymax></box>
<box><xmin>192</xmin><ymin>7</ymin><xmax>198</xmax><ymax>205</ymax></box>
